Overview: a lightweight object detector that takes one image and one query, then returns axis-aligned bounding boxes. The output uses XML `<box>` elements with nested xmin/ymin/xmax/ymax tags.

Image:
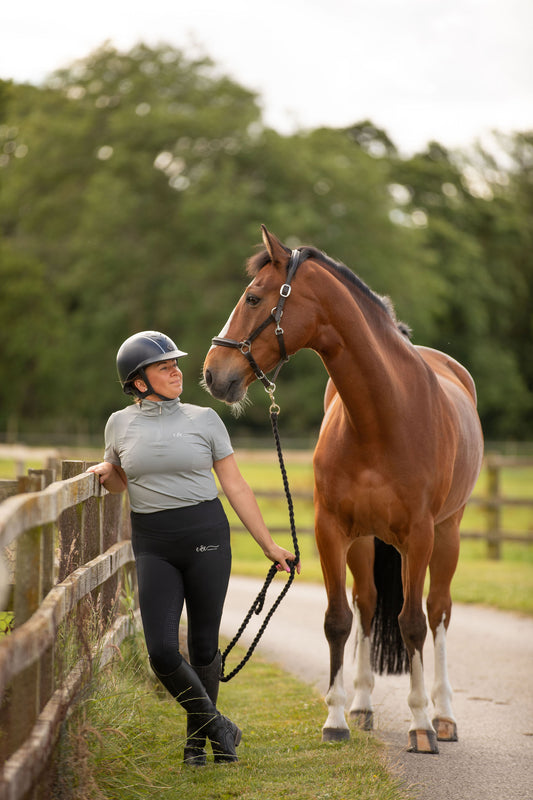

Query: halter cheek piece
<box><xmin>211</xmin><ymin>249</ymin><xmax>303</xmax><ymax>391</ymax></box>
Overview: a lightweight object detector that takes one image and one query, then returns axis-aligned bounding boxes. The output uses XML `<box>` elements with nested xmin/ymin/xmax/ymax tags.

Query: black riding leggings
<box><xmin>131</xmin><ymin>498</ymin><xmax>232</xmax><ymax>672</ymax></box>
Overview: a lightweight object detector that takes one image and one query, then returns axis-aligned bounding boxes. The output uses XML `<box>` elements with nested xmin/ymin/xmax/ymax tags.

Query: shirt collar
<box><xmin>138</xmin><ymin>398</ymin><xmax>182</xmax><ymax>416</ymax></box>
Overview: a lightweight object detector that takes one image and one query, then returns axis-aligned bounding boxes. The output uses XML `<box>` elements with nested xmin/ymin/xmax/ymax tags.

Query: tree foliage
<box><xmin>0</xmin><ymin>44</ymin><xmax>531</xmax><ymax>443</ymax></box>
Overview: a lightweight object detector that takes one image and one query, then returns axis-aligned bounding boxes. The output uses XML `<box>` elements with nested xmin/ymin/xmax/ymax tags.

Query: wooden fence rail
<box><xmin>0</xmin><ymin>461</ymin><xmax>134</xmax><ymax>800</ymax></box>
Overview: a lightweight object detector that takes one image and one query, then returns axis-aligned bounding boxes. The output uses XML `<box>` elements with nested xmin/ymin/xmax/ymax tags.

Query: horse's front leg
<box><xmin>399</xmin><ymin>522</ymin><xmax>439</xmax><ymax>754</ymax></box>
<box><xmin>427</xmin><ymin>512</ymin><xmax>462</xmax><ymax>742</ymax></box>
<box><xmin>316</xmin><ymin>510</ymin><xmax>353</xmax><ymax>742</ymax></box>
<box><xmin>323</xmin><ymin>588</ymin><xmax>353</xmax><ymax>742</ymax></box>
<box><xmin>347</xmin><ymin>537</ymin><xmax>376</xmax><ymax>731</ymax></box>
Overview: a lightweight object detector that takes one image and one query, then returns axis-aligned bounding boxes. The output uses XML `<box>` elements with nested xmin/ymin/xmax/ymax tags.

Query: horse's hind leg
<box><xmin>316</xmin><ymin>508</ymin><xmax>353</xmax><ymax>742</ymax></box>
<box><xmin>427</xmin><ymin>510</ymin><xmax>462</xmax><ymax>742</ymax></box>
<box><xmin>346</xmin><ymin>538</ymin><xmax>376</xmax><ymax>731</ymax></box>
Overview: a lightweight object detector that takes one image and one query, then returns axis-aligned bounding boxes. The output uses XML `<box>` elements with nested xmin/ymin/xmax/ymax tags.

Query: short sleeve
<box><xmin>208</xmin><ymin>408</ymin><xmax>234</xmax><ymax>462</ymax></box>
<box><xmin>103</xmin><ymin>414</ymin><xmax>121</xmax><ymax>466</ymax></box>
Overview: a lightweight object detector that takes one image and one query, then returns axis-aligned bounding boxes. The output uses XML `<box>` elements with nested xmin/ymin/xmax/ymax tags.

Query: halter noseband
<box><xmin>211</xmin><ymin>249</ymin><xmax>303</xmax><ymax>391</ymax></box>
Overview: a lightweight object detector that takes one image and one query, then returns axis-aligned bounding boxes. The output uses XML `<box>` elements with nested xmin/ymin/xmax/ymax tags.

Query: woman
<box><xmin>88</xmin><ymin>331</ymin><xmax>299</xmax><ymax>765</ymax></box>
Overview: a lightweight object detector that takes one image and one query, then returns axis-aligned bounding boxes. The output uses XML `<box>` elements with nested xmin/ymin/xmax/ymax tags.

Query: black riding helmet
<box><xmin>117</xmin><ymin>331</ymin><xmax>187</xmax><ymax>400</ymax></box>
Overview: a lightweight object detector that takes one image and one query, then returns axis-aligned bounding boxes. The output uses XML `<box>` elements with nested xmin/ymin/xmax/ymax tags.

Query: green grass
<box><xmin>0</xmin><ymin>458</ymin><xmax>43</xmax><ymax>479</ymax></box>
<box><xmin>0</xmin><ymin>611</ymin><xmax>13</xmax><ymax>636</ymax></box>
<box><xmin>449</xmin><ymin>542</ymin><xmax>533</xmax><ymax>613</ymax></box>
<box><xmin>227</xmin><ymin>450</ymin><xmax>533</xmax><ymax>541</ymax></box>
<box><xmin>56</xmin><ymin>634</ymin><xmax>411</xmax><ymax>800</ymax></box>
<box><xmin>229</xmin><ymin>531</ymin><xmax>533</xmax><ymax>615</ymax></box>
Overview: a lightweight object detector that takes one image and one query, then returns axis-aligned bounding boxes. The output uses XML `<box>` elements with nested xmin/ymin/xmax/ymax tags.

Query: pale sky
<box><xmin>2</xmin><ymin>0</ymin><xmax>532</xmax><ymax>155</ymax></box>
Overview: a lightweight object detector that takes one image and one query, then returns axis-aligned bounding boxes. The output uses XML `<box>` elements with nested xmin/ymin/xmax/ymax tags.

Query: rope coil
<box><xmin>220</xmin><ymin>407</ymin><xmax>300</xmax><ymax>682</ymax></box>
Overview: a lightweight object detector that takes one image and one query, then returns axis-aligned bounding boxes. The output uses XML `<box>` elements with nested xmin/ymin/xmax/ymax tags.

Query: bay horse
<box><xmin>203</xmin><ymin>226</ymin><xmax>483</xmax><ymax>753</ymax></box>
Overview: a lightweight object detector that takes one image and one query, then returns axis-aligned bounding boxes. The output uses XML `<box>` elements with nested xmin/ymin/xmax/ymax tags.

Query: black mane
<box><xmin>246</xmin><ymin>246</ymin><xmax>412</xmax><ymax>338</ymax></box>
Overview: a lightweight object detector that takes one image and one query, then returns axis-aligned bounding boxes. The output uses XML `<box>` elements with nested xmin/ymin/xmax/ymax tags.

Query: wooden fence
<box><xmin>229</xmin><ymin>454</ymin><xmax>533</xmax><ymax>561</ymax></box>
<box><xmin>460</xmin><ymin>456</ymin><xmax>533</xmax><ymax>558</ymax></box>
<box><xmin>0</xmin><ymin>461</ymin><xmax>133</xmax><ymax>800</ymax></box>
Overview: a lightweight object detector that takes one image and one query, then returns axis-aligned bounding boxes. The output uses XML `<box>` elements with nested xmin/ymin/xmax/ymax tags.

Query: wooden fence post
<box><xmin>28</xmin><ymin>469</ymin><xmax>57</xmax><ymax>722</ymax></box>
<box><xmin>10</xmin><ymin>473</ymin><xmax>45</xmax><ymax>757</ymax></box>
<box><xmin>56</xmin><ymin>461</ymin><xmax>87</xmax><ymax>716</ymax></box>
<box><xmin>58</xmin><ymin>462</ymin><xmax>84</xmax><ymax>581</ymax></box>
<box><xmin>79</xmin><ymin>462</ymin><xmax>104</xmax><ymax>621</ymax></box>
<box><xmin>101</xmin><ymin>493</ymin><xmax>122</xmax><ymax>623</ymax></box>
<box><xmin>80</xmin><ymin>462</ymin><xmax>102</xmax><ymax>566</ymax></box>
<box><xmin>486</xmin><ymin>458</ymin><xmax>502</xmax><ymax>560</ymax></box>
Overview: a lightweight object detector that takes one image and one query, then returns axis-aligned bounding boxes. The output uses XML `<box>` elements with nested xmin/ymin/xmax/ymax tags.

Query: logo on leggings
<box><xmin>196</xmin><ymin>545</ymin><xmax>220</xmax><ymax>553</ymax></box>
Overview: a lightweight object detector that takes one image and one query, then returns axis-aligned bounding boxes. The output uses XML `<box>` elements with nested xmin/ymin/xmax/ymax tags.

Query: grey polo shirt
<box><xmin>103</xmin><ymin>398</ymin><xmax>233</xmax><ymax>513</ymax></box>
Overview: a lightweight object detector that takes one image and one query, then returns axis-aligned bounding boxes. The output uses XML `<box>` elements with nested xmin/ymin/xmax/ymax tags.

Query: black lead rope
<box><xmin>220</xmin><ymin>404</ymin><xmax>300</xmax><ymax>682</ymax></box>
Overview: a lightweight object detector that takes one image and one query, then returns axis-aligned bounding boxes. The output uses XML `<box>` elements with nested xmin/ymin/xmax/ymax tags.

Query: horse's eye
<box><xmin>245</xmin><ymin>294</ymin><xmax>260</xmax><ymax>307</ymax></box>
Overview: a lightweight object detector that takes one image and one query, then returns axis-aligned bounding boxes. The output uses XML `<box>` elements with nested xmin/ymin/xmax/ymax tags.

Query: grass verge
<box><xmin>229</xmin><ymin>532</ymin><xmax>533</xmax><ymax>615</ymax></box>
<box><xmin>56</xmin><ymin>634</ymin><xmax>411</xmax><ymax>800</ymax></box>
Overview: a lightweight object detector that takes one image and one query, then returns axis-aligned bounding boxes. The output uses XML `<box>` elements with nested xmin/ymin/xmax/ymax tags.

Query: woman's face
<box><xmin>135</xmin><ymin>359</ymin><xmax>183</xmax><ymax>400</ymax></box>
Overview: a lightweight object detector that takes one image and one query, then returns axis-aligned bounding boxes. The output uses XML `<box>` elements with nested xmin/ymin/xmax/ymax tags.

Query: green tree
<box><xmin>0</xmin><ymin>239</ymin><xmax>63</xmax><ymax>427</ymax></box>
<box><xmin>0</xmin><ymin>44</ymin><xmax>264</xmax><ymax>435</ymax></box>
<box><xmin>389</xmin><ymin>137</ymin><xmax>533</xmax><ymax>439</ymax></box>
<box><xmin>1</xmin><ymin>45</ymin><xmax>531</xmax><ymax>443</ymax></box>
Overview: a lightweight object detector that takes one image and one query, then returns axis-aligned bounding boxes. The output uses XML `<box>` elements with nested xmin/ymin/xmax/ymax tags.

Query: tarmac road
<box><xmin>220</xmin><ymin>576</ymin><xmax>533</xmax><ymax>800</ymax></box>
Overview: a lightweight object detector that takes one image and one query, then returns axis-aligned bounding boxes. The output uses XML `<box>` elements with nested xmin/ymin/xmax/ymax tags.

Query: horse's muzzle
<box><xmin>203</xmin><ymin>368</ymin><xmax>246</xmax><ymax>404</ymax></box>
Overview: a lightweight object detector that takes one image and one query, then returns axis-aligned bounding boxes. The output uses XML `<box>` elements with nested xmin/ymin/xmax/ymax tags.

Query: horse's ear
<box><xmin>261</xmin><ymin>225</ymin><xmax>290</xmax><ymax>267</ymax></box>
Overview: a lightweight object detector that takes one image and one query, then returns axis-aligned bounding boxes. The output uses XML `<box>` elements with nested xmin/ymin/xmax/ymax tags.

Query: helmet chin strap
<box><xmin>133</xmin><ymin>367</ymin><xmax>175</xmax><ymax>402</ymax></box>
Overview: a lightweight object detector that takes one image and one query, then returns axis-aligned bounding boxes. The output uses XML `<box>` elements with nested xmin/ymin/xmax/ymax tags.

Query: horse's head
<box><xmin>203</xmin><ymin>226</ymin><xmax>312</xmax><ymax>406</ymax></box>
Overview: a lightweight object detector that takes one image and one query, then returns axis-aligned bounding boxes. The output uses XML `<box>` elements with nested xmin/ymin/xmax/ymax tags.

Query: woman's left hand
<box><xmin>265</xmin><ymin>543</ymin><xmax>301</xmax><ymax>575</ymax></box>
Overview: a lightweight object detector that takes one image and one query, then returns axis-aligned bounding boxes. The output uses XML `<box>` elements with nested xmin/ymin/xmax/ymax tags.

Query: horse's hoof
<box><xmin>349</xmin><ymin>709</ymin><xmax>373</xmax><ymax>731</ymax></box>
<box><xmin>407</xmin><ymin>729</ymin><xmax>439</xmax><ymax>754</ymax></box>
<box><xmin>322</xmin><ymin>727</ymin><xmax>351</xmax><ymax>743</ymax></box>
<box><xmin>432</xmin><ymin>717</ymin><xmax>458</xmax><ymax>742</ymax></box>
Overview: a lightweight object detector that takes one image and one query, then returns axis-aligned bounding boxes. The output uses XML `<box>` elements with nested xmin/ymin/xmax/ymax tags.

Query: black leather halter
<box><xmin>211</xmin><ymin>249</ymin><xmax>303</xmax><ymax>390</ymax></box>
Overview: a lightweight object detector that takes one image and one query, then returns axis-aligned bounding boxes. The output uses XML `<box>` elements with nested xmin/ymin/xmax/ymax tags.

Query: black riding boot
<box><xmin>151</xmin><ymin>658</ymin><xmax>241</xmax><ymax>764</ymax></box>
<box><xmin>184</xmin><ymin>651</ymin><xmax>222</xmax><ymax>765</ymax></box>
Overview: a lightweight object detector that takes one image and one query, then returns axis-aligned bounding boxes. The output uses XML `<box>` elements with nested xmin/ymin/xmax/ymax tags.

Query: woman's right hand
<box><xmin>86</xmin><ymin>461</ymin><xmax>114</xmax><ymax>484</ymax></box>
<box><xmin>86</xmin><ymin>461</ymin><xmax>127</xmax><ymax>492</ymax></box>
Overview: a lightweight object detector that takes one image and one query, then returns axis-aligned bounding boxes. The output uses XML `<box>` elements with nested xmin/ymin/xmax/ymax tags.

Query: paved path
<box><xmin>220</xmin><ymin>576</ymin><xmax>533</xmax><ymax>800</ymax></box>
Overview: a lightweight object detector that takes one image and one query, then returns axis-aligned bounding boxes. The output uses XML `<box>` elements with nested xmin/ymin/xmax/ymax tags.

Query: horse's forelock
<box><xmin>246</xmin><ymin>249</ymin><xmax>270</xmax><ymax>278</ymax></box>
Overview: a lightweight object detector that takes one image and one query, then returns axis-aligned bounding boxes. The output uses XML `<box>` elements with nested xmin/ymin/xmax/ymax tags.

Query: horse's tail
<box><xmin>370</xmin><ymin>538</ymin><xmax>410</xmax><ymax>675</ymax></box>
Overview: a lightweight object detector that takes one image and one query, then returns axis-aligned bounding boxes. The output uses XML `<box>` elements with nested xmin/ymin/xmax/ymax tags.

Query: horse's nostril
<box><xmin>204</xmin><ymin>369</ymin><xmax>213</xmax><ymax>387</ymax></box>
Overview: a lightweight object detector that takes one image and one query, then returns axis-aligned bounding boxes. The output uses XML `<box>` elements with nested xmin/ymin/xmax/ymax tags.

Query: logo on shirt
<box><xmin>196</xmin><ymin>545</ymin><xmax>220</xmax><ymax>553</ymax></box>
